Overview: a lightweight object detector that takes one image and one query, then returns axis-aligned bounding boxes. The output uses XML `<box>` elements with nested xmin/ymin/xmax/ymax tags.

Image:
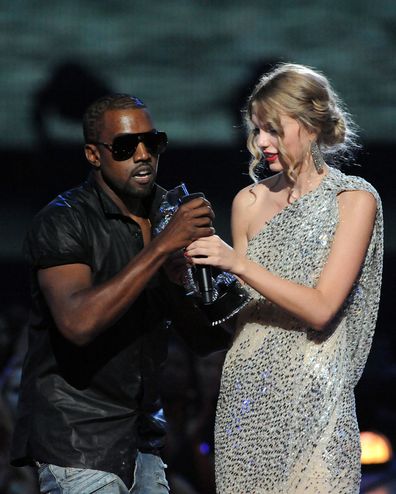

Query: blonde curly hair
<box><xmin>245</xmin><ymin>63</ymin><xmax>359</xmax><ymax>182</ymax></box>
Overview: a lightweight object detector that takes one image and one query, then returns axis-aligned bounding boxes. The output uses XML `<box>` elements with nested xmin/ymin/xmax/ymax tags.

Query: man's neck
<box><xmin>93</xmin><ymin>172</ymin><xmax>151</xmax><ymax>218</ymax></box>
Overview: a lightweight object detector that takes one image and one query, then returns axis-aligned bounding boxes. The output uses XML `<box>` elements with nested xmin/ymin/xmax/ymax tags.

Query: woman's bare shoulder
<box><xmin>233</xmin><ymin>173</ymin><xmax>282</xmax><ymax>208</ymax></box>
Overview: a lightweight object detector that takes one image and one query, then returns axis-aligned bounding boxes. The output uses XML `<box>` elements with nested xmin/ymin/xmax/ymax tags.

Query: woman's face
<box><xmin>251</xmin><ymin>112</ymin><xmax>313</xmax><ymax>173</ymax></box>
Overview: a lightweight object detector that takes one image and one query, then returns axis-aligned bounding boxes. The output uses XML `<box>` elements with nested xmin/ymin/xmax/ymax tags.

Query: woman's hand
<box><xmin>185</xmin><ymin>235</ymin><xmax>245</xmax><ymax>274</ymax></box>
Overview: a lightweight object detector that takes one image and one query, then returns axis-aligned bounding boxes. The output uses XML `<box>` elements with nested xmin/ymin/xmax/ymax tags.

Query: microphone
<box><xmin>179</xmin><ymin>191</ymin><xmax>214</xmax><ymax>305</ymax></box>
<box><xmin>195</xmin><ymin>262</ymin><xmax>214</xmax><ymax>305</ymax></box>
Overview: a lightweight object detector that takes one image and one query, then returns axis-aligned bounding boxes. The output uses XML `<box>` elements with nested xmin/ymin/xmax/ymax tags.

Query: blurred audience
<box><xmin>160</xmin><ymin>335</ymin><xmax>225</xmax><ymax>494</ymax></box>
<box><xmin>1</xmin><ymin>304</ymin><xmax>395</xmax><ymax>493</ymax></box>
<box><xmin>0</xmin><ymin>305</ymin><xmax>39</xmax><ymax>494</ymax></box>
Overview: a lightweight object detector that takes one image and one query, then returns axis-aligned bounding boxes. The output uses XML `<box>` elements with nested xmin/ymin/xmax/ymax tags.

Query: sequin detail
<box><xmin>215</xmin><ymin>167</ymin><xmax>383</xmax><ymax>493</ymax></box>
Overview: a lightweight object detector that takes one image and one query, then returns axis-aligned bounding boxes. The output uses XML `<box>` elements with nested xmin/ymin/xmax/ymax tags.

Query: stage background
<box><xmin>0</xmin><ymin>1</ymin><xmax>395</xmax><ymax>492</ymax></box>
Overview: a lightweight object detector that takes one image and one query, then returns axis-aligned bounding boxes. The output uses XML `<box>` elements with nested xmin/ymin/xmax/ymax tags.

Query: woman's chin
<box><xmin>268</xmin><ymin>161</ymin><xmax>283</xmax><ymax>173</ymax></box>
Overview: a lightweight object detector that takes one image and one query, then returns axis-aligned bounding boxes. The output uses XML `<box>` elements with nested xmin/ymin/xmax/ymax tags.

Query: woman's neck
<box><xmin>284</xmin><ymin>162</ymin><xmax>328</xmax><ymax>202</ymax></box>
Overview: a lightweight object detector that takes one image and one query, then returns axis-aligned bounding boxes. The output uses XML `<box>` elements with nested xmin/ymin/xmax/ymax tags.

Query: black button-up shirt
<box><xmin>11</xmin><ymin>174</ymin><xmax>171</xmax><ymax>488</ymax></box>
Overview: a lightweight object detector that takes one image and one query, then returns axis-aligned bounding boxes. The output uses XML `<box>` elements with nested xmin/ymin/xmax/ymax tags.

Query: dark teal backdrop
<box><xmin>0</xmin><ymin>2</ymin><xmax>395</xmax><ymax>492</ymax></box>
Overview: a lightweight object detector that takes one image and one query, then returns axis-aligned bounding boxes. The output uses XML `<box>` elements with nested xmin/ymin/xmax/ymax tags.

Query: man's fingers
<box><xmin>179</xmin><ymin>199</ymin><xmax>215</xmax><ymax>220</ymax></box>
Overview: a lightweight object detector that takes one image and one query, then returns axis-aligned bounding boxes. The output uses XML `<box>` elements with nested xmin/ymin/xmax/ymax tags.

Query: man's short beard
<box><xmin>125</xmin><ymin>185</ymin><xmax>153</xmax><ymax>199</ymax></box>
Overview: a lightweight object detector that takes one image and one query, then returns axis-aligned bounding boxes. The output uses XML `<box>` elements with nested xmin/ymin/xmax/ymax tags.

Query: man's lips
<box><xmin>131</xmin><ymin>165</ymin><xmax>153</xmax><ymax>184</ymax></box>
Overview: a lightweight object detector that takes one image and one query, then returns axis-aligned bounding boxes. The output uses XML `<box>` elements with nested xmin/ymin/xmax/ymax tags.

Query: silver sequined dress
<box><xmin>215</xmin><ymin>167</ymin><xmax>383</xmax><ymax>493</ymax></box>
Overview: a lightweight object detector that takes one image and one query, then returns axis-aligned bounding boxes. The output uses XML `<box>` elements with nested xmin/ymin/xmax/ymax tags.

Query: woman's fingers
<box><xmin>185</xmin><ymin>235</ymin><xmax>236</xmax><ymax>271</ymax></box>
<box><xmin>186</xmin><ymin>238</ymin><xmax>216</xmax><ymax>258</ymax></box>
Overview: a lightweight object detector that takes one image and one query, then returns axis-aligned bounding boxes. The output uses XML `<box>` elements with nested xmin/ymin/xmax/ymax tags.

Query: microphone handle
<box><xmin>196</xmin><ymin>264</ymin><xmax>214</xmax><ymax>305</ymax></box>
<box><xmin>178</xmin><ymin>192</ymin><xmax>214</xmax><ymax>305</ymax></box>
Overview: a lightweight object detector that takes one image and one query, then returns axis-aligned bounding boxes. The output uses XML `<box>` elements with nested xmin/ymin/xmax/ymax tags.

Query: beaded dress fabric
<box><xmin>215</xmin><ymin>167</ymin><xmax>383</xmax><ymax>493</ymax></box>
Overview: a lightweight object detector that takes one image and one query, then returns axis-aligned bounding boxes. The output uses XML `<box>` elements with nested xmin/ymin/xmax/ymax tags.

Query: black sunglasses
<box><xmin>91</xmin><ymin>130</ymin><xmax>168</xmax><ymax>161</ymax></box>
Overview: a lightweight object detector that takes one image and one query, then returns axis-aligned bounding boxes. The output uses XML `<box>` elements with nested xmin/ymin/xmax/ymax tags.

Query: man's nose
<box><xmin>133</xmin><ymin>141</ymin><xmax>150</xmax><ymax>161</ymax></box>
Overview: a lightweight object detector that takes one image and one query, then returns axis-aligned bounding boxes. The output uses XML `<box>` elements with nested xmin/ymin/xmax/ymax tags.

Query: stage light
<box><xmin>361</xmin><ymin>431</ymin><xmax>393</xmax><ymax>465</ymax></box>
<box><xmin>199</xmin><ymin>442</ymin><xmax>211</xmax><ymax>455</ymax></box>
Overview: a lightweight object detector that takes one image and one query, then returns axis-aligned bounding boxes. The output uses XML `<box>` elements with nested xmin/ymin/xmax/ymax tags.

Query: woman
<box><xmin>186</xmin><ymin>64</ymin><xmax>383</xmax><ymax>493</ymax></box>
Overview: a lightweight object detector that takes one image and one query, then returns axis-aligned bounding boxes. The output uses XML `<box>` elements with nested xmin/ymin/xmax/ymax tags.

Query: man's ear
<box><xmin>84</xmin><ymin>144</ymin><xmax>100</xmax><ymax>169</ymax></box>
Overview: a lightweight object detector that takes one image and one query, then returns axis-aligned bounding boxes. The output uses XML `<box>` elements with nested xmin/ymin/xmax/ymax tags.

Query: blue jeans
<box><xmin>37</xmin><ymin>452</ymin><xmax>169</xmax><ymax>493</ymax></box>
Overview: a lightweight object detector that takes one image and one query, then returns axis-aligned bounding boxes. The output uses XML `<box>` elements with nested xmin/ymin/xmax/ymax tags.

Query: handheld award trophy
<box><xmin>154</xmin><ymin>183</ymin><xmax>251</xmax><ymax>326</ymax></box>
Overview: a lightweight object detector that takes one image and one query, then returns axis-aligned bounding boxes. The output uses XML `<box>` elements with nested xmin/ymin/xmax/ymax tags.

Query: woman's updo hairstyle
<box><xmin>245</xmin><ymin>63</ymin><xmax>359</xmax><ymax>181</ymax></box>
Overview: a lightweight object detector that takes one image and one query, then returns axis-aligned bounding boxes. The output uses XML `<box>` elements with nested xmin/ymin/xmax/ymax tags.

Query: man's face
<box><xmin>95</xmin><ymin>108</ymin><xmax>160</xmax><ymax>199</ymax></box>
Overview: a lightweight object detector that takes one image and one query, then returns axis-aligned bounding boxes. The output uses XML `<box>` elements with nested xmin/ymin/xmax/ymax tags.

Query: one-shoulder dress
<box><xmin>215</xmin><ymin>167</ymin><xmax>383</xmax><ymax>493</ymax></box>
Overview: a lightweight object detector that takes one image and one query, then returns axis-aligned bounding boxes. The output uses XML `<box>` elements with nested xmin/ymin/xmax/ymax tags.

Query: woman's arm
<box><xmin>186</xmin><ymin>189</ymin><xmax>377</xmax><ymax>330</ymax></box>
<box><xmin>230</xmin><ymin>187</ymin><xmax>251</xmax><ymax>257</ymax></box>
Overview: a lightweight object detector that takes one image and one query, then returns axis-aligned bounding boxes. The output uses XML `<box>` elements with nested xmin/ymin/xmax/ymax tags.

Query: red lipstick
<box><xmin>264</xmin><ymin>153</ymin><xmax>278</xmax><ymax>163</ymax></box>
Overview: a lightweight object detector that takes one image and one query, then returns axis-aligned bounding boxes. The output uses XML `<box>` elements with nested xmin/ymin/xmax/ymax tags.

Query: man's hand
<box><xmin>158</xmin><ymin>197</ymin><xmax>215</xmax><ymax>254</ymax></box>
<box><xmin>163</xmin><ymin>250</ymin><xmax>189</xmax><ymax>286</ymax></box>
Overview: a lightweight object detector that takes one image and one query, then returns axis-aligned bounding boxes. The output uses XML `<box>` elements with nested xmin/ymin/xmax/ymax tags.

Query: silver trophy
<box><xmin>154</xmin><ymin>183</ymin><xmax>251</xmax><ymax>326</ymax></box>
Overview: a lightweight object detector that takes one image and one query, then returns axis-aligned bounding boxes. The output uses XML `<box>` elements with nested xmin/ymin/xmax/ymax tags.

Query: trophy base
<box><xmin>198</xmin><ymin>280</ymin><xmax>251</xmax><ymax>326</ymax></box>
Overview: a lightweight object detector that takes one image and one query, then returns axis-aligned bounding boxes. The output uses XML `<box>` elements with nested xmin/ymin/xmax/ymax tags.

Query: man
<box><xmin>11</xmin><ymin>94</ymin><xmax>224</xmax><ymax>493</ymax></box>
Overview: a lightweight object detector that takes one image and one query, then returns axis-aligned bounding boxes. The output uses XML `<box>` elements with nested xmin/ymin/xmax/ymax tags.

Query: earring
<box><xmin>311</xmin><ymin>141</ymin><xmax>325</xmax><ymax>173</ymax></box>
